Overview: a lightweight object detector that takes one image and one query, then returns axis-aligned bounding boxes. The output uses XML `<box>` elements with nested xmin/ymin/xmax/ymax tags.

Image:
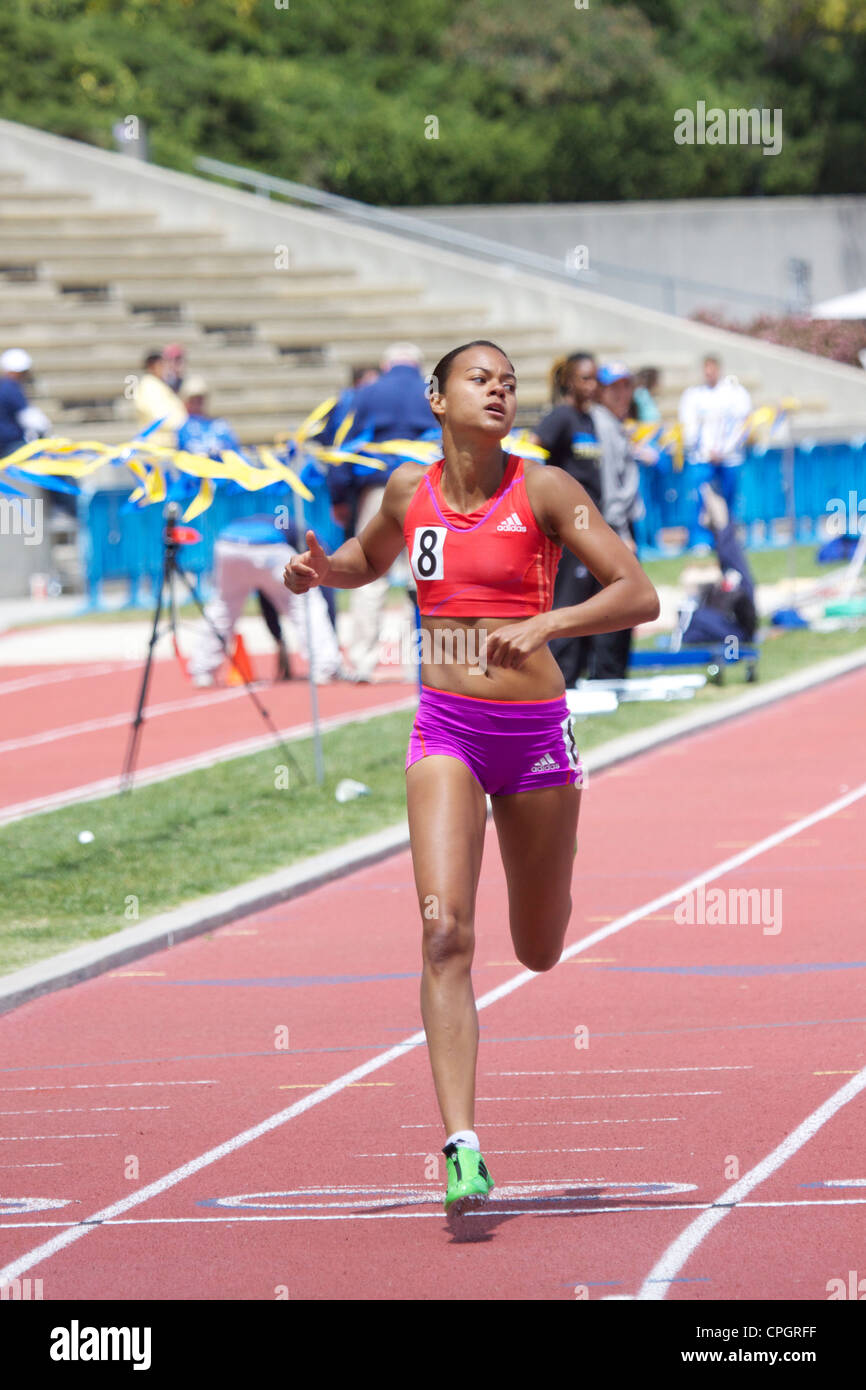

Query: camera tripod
<box><xmin>120</xmin><ymin>502</ymin><xmax>304</xmax><ymax>792</ymax></box>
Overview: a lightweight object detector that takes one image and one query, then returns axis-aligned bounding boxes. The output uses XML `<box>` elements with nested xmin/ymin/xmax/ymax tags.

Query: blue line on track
<box><xmin>800</xmin><ymin>1181</ymin><xmax>866</xmax><ymax>1189</ymax></box>
<box><xmin>3</xmin><ymin>1018</ymin><xmax>865</xmax><ymax>1073</ymax></box>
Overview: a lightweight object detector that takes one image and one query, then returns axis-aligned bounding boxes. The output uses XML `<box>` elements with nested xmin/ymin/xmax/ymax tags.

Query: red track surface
<box><xmin>0</xmin><ymin>657</ymin><xmax>413</xmax><ymax>812</ymax></box>
<box><xmin>1</xmin><ymin>668</ymin><xmax>865</xmax><ymax>1300</ymax></box>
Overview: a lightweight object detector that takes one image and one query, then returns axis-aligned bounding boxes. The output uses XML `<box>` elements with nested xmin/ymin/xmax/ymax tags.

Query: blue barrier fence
<box><xmin>78</xmin><ymin>471</ymin><xmax>345</xmax><ymax>607</ymax></box>
<box><xmin>635</xmin><ymin>439</ymin><xmax>866</xmax><ymax>553</ymax></box>
<box><xmin>78</xmin><ymin>441</ymin><xmax>866</xmax><ymax>607</ymax></box>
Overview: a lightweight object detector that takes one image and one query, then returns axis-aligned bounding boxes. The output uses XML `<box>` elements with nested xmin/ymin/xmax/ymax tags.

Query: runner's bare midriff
<box><xmin>418</xmin><ymin>613</ymin><xmax>566</xmax><ymax>701</ymax></box>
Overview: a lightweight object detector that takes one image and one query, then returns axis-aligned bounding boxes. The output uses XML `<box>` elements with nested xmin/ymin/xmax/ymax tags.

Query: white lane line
<box><xmin>0</xmin><ymin>1133</ymin><xmax>120</xmax><ymax>1141</ymax></box>
<box><xmin>354</xmin><ymin>1147</ymin><xmax>646</xmax><ymax>1157</ymax></box>
<box><xmin>402</xmin><ymin>1118</ymin><xmax>680</xmax><ymax>1127</ymax></box>
<box><xmin>0</xmin><ymin>1081</ymin><xmax>217</xmax><ymax>1091</ymax></box>
<box><xmin>490</xmin><ymin>1067</ymin><xmax>753</xmax><ymax>1075</ymax></box>
<box><xmin>476</xmin><ymin>1092</ymin><xmax>722</xmax><ymax>1100</ymax></box>
<box><xmin>0</xmin><ymin>664</ymin><xmax>136</xmax><ymax>696</ymax></box>
<box><xmin>0</xmin><ymin>686</ymin><xmax>255</xmax><ymax>753</ymax></box>
<box><xmin>636</xmin><ymin>1064</ymin><xmax>866</xmax><ymax>1300</ymax></box>
<box><xmin>2</xmin><ymin>777</ymin><xmax>865</xmax><ymax>1287</ymax></box>
<box><xmin>0</xmin><ymin>696</ymin><xmax>415</xmax><ymax>824</ymax></box>
<box><xmin>0</xmin><ymin>690</ymin><xmax>416</xmax><ymax>756</ymax></box>
<box><xmin>3</xmin><ymin>1197</ymin><xmax>865</xmax><ymax>1229</ymax></box>
<box><xmin>0</xmin><ymin>1207</ymin><xmax>696</xmax><ymax>1229</ymax></box>
<box><xmin>0</xmin><ymin>1107</ymin><xmax>169</xmax><ymax>1115</ymax></box>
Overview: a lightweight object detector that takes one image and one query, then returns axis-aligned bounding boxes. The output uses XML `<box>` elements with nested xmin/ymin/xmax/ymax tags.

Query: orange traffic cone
<box><xmin>225</xmin><ymin>633</ymin><xmax>255</xmax><ymax>686</ymax></box>
<box><xmin>173</xmin><ymin>634</ymin><xmax>189</xmax><ymax>681</ymax></box>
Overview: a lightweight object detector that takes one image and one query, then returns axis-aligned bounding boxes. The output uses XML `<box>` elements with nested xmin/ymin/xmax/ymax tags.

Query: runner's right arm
<box><xmin>283</xmin><ymin>462</ymin><xmax>421</xmax><ymax>593</ymax></box>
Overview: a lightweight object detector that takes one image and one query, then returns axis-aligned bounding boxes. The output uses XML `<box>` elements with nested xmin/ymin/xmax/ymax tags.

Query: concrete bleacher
<box><xmin>0</xmin><ymin>166</ymin><xmax>574</xmax><ymax>451</ymax></box>
<box><xmin>4</xmin><ymin>123</ymin><xmax>860</xmax><ymax>460</ymax></box>
<box><xmin>1</xmin><ymin>118</ymin><xmax>865</xmax><ymax>597</ymax></box>
<box><xmin>5</xmin><ymin>121</ymin><xmax>863</xmax><ymax>450</ymax></box>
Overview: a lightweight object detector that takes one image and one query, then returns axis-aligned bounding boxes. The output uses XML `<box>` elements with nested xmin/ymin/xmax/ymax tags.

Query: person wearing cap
<box><xmin>176</xmin><ymin>377</ymin><xmax>240</xmax><ymax>457</ymax></box>
<box><xmin>329</xmin><ymin>342</ymin><xmax>436</xmax><ymax>681</ymax></box>
<box><xmin>587</xmin><ymin>362</ymin><xmax>646</xmax><ymax>679</ymax></box>
<box><xmin>162</xmin><ymin>344</ymin><xmax>186</xmax><ymax>394</ymax></box>
<box><xmin>0</xmin><ymin>348</ymin><xmax>34</xmax><ymax>457</ymax></box>
<box><xmin>133</xmin><ymin>351</ymin><xmax>187</xmax><ymax>447</ymax></box>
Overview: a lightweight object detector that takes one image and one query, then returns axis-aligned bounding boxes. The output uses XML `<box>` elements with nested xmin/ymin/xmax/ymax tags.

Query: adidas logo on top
<box><xmin>496</xmin><ymin>511</ymin><xmax>527</xmax><ymax>532</ymax></box>
<box><xmin>530</xmin><ymin>753</ymin><xmax>559</xmax><ymax>774</ymax></box>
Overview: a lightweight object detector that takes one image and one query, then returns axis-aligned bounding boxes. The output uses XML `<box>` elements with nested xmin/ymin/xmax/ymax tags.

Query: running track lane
<box><xmin>0</xmin><ymin>668</ymin><xmax>864</xmax><ymax>1300</ymax></box>
<box><xmin>0</xmin><ymin>659</ymin><xmax>414</xmax><ymax>812</ymax></box>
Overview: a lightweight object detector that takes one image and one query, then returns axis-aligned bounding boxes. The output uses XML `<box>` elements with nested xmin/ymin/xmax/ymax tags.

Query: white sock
<box><xmin>446</xmin><ymin>1129</ymin><xmax>480</xmax><ymax>1151</ymax></box>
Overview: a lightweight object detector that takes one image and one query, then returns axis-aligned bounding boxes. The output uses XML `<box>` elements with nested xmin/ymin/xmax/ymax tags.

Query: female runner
<box><xmin>284</xmin><ymin>340</ymin><xmax>659</xmax><ymax>1216</ymax></box>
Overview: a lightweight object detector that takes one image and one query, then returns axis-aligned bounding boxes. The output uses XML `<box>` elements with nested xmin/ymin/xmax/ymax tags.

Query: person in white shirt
<box><xmin>678</xmin><ymin>355</ymin><xmax>752</xmax><ymax>548</ymax></box>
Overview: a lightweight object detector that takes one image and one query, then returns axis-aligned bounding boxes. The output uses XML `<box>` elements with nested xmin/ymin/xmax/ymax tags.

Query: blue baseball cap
<box><xmin>597</xmin><ymin>361</ymin><xmax>633</xmax><ymax>386</ymax></box>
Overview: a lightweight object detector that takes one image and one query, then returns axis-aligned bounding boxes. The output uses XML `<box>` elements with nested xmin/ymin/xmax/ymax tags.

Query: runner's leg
<box><xmin>491</xmin><ymin>782</ymin><xmax>581</xmax><ymax>971</ymax></box>
<box><xmin>406</xmin><ymin>755</ymin><xmax>487</xmax><ymax>1137</ymax></box>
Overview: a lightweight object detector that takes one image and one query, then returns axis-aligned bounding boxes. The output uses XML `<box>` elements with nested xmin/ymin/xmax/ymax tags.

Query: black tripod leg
<box><xmin>171</xmin><ymin>558</ymin><xmax>306</xmax><ymax>785</ymax></box>
<box><xmin>120</xmin><ymin>558</ymin><xmax>166</xmax><ymax>792</ymax></box>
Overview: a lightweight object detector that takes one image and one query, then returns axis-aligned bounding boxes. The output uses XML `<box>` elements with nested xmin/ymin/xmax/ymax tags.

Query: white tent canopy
<box><xmin>810</xmin><ymin>288</ymin><xmax>866</xmax><ymax>319</ymax></box>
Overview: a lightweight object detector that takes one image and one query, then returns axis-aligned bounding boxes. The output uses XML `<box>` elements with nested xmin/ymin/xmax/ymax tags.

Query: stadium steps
<box><xmin>0</xmin><ymin>175</ymin><xmax>561</xmax><ymax>461</ymax></box>
<box><xmin>0</xmin><ymin>231</ymin><xmax>228</xmax><ymax>260</ymax></box>
<box><xmin>0</xmin><ymin>300</ymin><xmax>142</xmax><ymax>324</ymax></box>
<box><xmin>0</xmin><ymin>211</ymin><xmax>161</xmax><ymax>234</ymax></box>
<box><xmin>26</xmin><ymin>255</ymin><xmax>356</xmax><ymax>282</ymax></box>
<box><xmin>0</xmin><ymin>190</ymin><xmax>93</xmax><ymax>208</ymax></box>
<box><xmin>259</xmin><ymin>323</ymin><xmax>557</xmax><ymax>353</ymax></box>
<box><xmin>97</xmin><ymin>280</ymin><xmax>428</xmax><ymax>306</ymax></box>
<box><xmin>0</xmin><ymin>171</ymin><xmax>542</xmax><ymax>458</ymax></box>
<box><xmin>0</xmin><ymin>139</ymin><xmax>834</xmax><ymax>486</ymax></box>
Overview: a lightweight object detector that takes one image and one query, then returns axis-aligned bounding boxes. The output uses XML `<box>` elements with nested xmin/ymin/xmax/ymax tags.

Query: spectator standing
<box><xmin>134</xmin><ymin>351</ymin><xmax>187</xmax><ymax>447</ymax></box>
<box><xmin>329</xmin><ymin>342</ymin><xmax>435</xmax><ymax>681</ymax></box>
<box><xmin>0</xmin><ymin>348</ymin><xmax>33</xmax><ymax>457</ymax></box>
<box><xmin>587</xmin><ymin>362</ymin><xmax>645</xmax><ymax>679</ymax></box>
<box><xmin>631</xmin><ymin>367</ymin><xmax>662</xmax><ymax>423</ymax></box>
<box><xmin>319</xmin><ymin>364</ymin><xmax>380</xmax><ymax>533</ymax></box>
<box><xmin>530</xmin><ymin>352</ymin><xmax>604</xmax><ymax>686</ymax></box>
<box><xmin>678</xmin><ymin>354</ymin><xmax>752</xmax><ymax>547</ymax></box>
<box><xmin>176</xmin><ymin>377</ymin><xmax>239</xmax><ymax>456</ymax></box>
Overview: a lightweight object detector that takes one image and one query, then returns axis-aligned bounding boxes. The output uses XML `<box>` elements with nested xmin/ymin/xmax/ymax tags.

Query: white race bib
<box><xmin>410</xmin><ymin>525</ymin><xmax>447</xmax><ymax>582</ymax></box>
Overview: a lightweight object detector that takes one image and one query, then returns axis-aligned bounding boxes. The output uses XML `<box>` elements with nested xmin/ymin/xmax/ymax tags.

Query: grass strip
<box><xmin>1</xmin><ymin>624</ymin><xmax>864</xmax><ymax>976</ymax></box>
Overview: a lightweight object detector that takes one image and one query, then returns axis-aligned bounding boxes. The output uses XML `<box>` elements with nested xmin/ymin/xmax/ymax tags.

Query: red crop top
<box><xmin>403</xmin><ymin>454</ymin><xmax>561</xmax><ymax>617</ymax></box>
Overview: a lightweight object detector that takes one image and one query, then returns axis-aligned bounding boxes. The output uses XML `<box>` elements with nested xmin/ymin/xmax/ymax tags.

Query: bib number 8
<box><xmin>410</xmin><ymin>526</ymin><xmax>446</xmax><ymax>582</ymax></box>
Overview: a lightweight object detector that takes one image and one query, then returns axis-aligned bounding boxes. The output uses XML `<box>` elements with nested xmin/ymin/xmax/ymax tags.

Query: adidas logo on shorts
<box><xmin>496</xmin><ymin>511</ymin><xmax>527</xmax><ymax>532</ymax></box>
<box><xmin>530</xmin><ymin>752</ymin><xmax>559</xmax><ymax>774</ymax></box>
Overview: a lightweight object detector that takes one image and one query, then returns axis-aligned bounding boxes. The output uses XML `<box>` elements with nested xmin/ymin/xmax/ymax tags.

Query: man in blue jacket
<box><xmin>0</xmin><ymin>348</ymin><xmax>33</xmax><ymax>457</ymax></box>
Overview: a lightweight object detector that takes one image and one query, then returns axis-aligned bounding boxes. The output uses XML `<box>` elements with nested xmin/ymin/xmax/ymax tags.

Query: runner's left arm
<box><xmin>485</xmin><ymin>465</ymin><xmax>659</xmax><ymax>669</ymax></box>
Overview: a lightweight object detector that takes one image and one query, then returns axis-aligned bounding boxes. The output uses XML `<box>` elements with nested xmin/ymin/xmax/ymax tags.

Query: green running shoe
<box><xmin>442</xmin><ymin>1142</ymin><xmax>495</xmax><ymax>1216</ymax></box>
